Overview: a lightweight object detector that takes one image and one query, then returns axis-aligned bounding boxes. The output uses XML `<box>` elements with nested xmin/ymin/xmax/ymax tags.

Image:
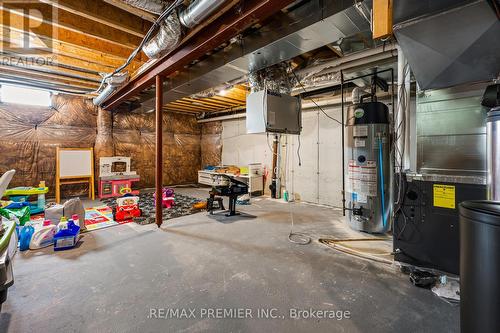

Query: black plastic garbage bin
<box><xmin>459</xmin><ymin>201</ymin><xmax>500</xmax><ymax>333</ymax></box>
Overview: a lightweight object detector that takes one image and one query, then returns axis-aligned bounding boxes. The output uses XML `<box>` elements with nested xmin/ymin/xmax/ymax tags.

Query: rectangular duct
<box><xmin>416</xmin><ymin>82</ymin><xmax>489</xmax><ymax>177</ymax></box>
<box><xmin>135</xmin><ymin>0</ymin><xmax>370</xmax><ymax>112</ymax></box>
<box><xmin>393</xmin><ymin>0</ymin><xmax>500</xmax><ymax>90</ymax></box>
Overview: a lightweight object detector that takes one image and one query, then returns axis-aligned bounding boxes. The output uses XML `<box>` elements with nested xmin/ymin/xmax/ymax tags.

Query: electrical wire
<box><xmin>253</xmin><ymin>65</ymin><xmax>310</xmax><ymax>245</ymax></box>
<box><xmin>291</xmin><ymin>69</ymin><xmax>344</xmax><ymax>126</ymax></box>
<box><xmin>393</xmin><ymin>62</ymin><xmax>410</xmax><ymax>207</ymax></box>
<box><xmin>296</xmin><ymin>134</ymin><xmax>302</xmax><ymax>166</ymax></box>
<box><xmin>287</xmin><ymin>198</ymin><xmax>311</xmax><ymax>245</ymax></box>
<box><xmin>392</xmin><ymin>63</ymin><xmax>409</xmax><ymax>238</ymax></box>
<box><xmin>94</xmin><ymin>0</ymin><xmax>184</xmax><ymax>93</ymax></box>
<box><xmin>392</xmin><ymin>62</ymin><xmax>423</xmax><ymax>241</ymax></box>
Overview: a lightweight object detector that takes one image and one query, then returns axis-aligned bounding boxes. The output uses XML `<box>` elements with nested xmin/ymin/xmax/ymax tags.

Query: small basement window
<box><xmin>0</xmin><ymin>85</ymin><xmax>51</xmax><ymax>107</ymax></box>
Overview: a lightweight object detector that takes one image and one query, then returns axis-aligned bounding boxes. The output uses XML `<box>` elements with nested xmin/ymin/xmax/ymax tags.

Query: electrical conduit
<box><xmin>377</xmin><ymin>136</ymin><xmax>387</xmax><ymax>228</ymax></box>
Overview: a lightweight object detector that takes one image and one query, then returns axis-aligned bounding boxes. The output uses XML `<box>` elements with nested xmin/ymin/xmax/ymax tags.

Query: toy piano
<box><xmin>98</xmin><ymin>157</ymin><xmax>140</xmax><ymax>199</ymax></box>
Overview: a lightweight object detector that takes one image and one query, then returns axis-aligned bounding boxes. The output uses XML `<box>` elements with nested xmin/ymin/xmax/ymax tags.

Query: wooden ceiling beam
<box><xmin>49</xmin><ymin>54</ymin><xmax>115</xmax><ymax>74</ymax></box>
<box><xmin>1</xmin><ymin>48</ymin><xmax>114</xmax><ymax>74</ymax></box>
<box><xmin>165</xmin><ymin>105</ymin><xmax>205</xmax><ymax>113</ymax></box>
<box><xmin>182</xmin><ymin>97</ymin><xmax>237</xmax><ymax>109</ymax></box>
<box><xmin>103</xmin><ymin>0</ymin><xmax>157</xmax><ymax>22</ymax></box>
<box><xmin>0</xmin><ymin>57</ymin><xmax>101</xmax><ymax>82</ymax></box>
<box><xmin>224</xmin><ymin>90</ymin><xmax>248</xmax><ymax>99</ymax></box>
<box><xmin>169</xmin><ymin>103</ymin><xmax>216</xmax><ymax>112</ymax></box>
<box><xmin>0</xmin><ymin>66</ymin><xmax>98</xmax><ymax>89</ymax></box>
<box><xmin>163</xmin><ymin>107</ymin><xmax>201</xmax><ymax>114</ymax></box>
<box><xmin>39</xmin><ymin>0</ymin><xmax>151</xmax><ymax>37</ymax></box>
<box><xmin>174</xmin><ymin>100</ymin><xmax>222</xmax><ymax>111</ymax></box>
<box><xmin>210</xmin><ymin>96</ymin><xmax>246</xmax><ymax>105</ymax></box>
<box><xmin>233</xmin><ymin>85</ymin><xmax>250</xmax><ymax>93</ymax></box>
<box><xmin>0</xmin><ymin>28</ymin><xmax>143</xmax><ymax>71</ymax></box>
<box><xmin>167</xmin><ymin>102</ymin><xmax>212</xmax><ymax>112</ymax></box>
<box><xmin>5</xmin><ymin>3</ymin><xmax>143</xmax><ymax>49</ymax></box>
<box><xmin>0</xmin><ymin>8</ymin><xmax>145</xmax><ymax>61</ymax></box>
<box><xmin>0</xmin><ymin>74</ymin><xmax>93</xmax><ymax>94</ymax></box>
<box><xmin>102</xmin><ymin>0</ymin><xmax>297</xmax><ymax>110</ymax></box>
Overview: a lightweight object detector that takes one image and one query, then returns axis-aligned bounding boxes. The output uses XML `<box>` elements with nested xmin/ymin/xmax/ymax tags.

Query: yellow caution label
<box><xmin>433</xmin><ymin>184</ymin><xmax>456</xmax><ymax>209</ymax></box>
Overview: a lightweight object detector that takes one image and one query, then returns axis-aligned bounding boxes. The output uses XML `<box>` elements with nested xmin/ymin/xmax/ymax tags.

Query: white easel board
<box><xmin>55</xmin><ymin>147</ymin><xmax>95</xmax><ymax>203</ymax></box>
<box><xmin>58</xmin><ymin>149</ymin><xmax>93</xmax><ymax>178</ymax></box>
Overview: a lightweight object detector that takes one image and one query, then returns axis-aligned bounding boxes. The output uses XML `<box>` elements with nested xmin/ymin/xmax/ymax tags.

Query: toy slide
<box><xmin>4</xmin><ymin>187</ymin><xmax>48</xmax><ymax>196</ymax></box>
<box><xmin>4</xmin><ymin>186</ymin><xmax>48</xmax><ymax>215</ymax></box>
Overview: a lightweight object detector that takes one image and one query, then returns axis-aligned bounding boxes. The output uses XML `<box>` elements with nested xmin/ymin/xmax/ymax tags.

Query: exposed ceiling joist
<box><xmin>0</xmin><ymin>28</ymin><xmax>143</xmax><ymax>71</ymax></box>
<box><xmin>46</xmin><ymin>53</ymin><xmax>116</xmax><ymax>74</ymax></box>
<box><xmin>174</xmin><ymin>103</ymin><xmax>221</xmax><ymax>112</ymax></box>
<box><xmin>0</xmin><ymin>75</ymin><xmax>93</xmax><ymax>94</ymax></box>
<box><xmin>0</xmin><ymin>0</ymin><xmax>157</xmax><ymax>92</ymax></box>
<box><xmin>0</xmin><ymin>7</ymin><xmax>147</xmax><ymax>61</ymax></box>
<box><xmin>165</xmin><ymin>103</ymin><xmax>206</xmax><ymax>112</ymax></box>
<box><xmin>0</xmin><ymin>57</ymin><xmax>101</xmax><ymax>82</ymax></box>
<box><xmin>210</xmin><ymin>96</ymin><xmax>246</xmax><ymax>105</ymax></box>
<box><xmin>0</xmin><ymin>65</ymin><xmax>98</xmax><ymax>89</ymax></box>
<box><xmin>168</xmin><ymin>101</ymin><xmax>214</xmax><ymax>111</ymax></box>
<box><xmin>103</xmin><ymin>0</ymin><xmax>157</xmax><ymax>22</ymax></box>
<box><xmin>162</xmin><ymin>107</ymin><xmax>200</xmax><ymax>115</ymax></box>
<box><xmin>39</xmin><ymin>0</ymin><xmax>151</xmax><ymax>37</ymax></box>
<box><xmin>102</xmin><ymin>0</ymin><xmax>297</xmax><ymax>110</ymax></box>
<box><xmin>5</xmin><ymin>2</ymin><xmax>143</xmax><ymax>49</ymax></box>
<box><xmin>182</xmin><ymin>97</ymin><xmax>238</xmax><ymax>109</ymax></box>
<box><xmin>0</xmin><ymin>50</ymin><xmax>114</xmax><ymax>75</ymax></box>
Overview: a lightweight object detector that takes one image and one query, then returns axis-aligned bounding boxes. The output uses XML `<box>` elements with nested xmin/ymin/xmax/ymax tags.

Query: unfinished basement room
<box><xmin>0</xmin><ymin>0</ymin><xmax>499</xmax><ymax>332</ymax></box>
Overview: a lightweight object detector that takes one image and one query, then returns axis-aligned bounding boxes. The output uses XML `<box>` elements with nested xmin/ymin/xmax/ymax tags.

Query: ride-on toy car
<box><xmin>114</xmin><ymin>195</ymin><xmax>141</xmax><ymax>222</ymax></box>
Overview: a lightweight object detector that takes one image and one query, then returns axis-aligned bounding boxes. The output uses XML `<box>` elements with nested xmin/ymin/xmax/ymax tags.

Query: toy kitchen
<box><xmin>98</xmin><ymin>157</ymin><xmax>140</xmax><ymax>199</ymax></box>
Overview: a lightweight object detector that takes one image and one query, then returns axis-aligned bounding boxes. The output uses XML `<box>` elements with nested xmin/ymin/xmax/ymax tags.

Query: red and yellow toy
<box><xmin>114</xmin><ymin>195</ymin><xmax>141</xmax><ymax>222</ymax></box>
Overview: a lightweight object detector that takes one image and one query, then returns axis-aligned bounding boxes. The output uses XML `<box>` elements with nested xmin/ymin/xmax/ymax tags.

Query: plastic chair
<box><xmin>0</xmin><ymin>170</ymin><xmax>15</xmax><ymax>198</ymax></box>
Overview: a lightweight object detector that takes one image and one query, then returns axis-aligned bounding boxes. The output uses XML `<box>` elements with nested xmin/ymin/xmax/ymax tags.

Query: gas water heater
<box><xmin>345</xmin><ymin>98</ymin><xmax>391</xmax><ymax>233</ymax></box>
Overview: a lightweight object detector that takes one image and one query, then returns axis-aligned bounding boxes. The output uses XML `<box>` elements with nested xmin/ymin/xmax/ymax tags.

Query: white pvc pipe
<box><xmin>396</xmin><ymin>45</ymin><xmax>412</xmax><ymax>171</ymax></box>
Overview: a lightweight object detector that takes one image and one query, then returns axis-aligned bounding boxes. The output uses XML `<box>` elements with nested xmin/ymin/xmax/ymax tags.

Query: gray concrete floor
<box><xmin>0</xmin><ymin>188</ymin><xmax>459</xmax><ymax>332</ymax></box>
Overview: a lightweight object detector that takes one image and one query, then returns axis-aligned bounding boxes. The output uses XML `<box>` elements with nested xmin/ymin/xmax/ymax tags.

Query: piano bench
<box><xmin>207</xmin><ymin>196</ymin><xmax>225</xmax><ymax>214</ymax></box>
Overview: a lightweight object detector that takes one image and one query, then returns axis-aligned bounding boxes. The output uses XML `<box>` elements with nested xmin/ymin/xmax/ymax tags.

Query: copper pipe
<box><xmin>155</xmin><ymin>75</ymin><xmax>163</xmax><ymax>227</ymax></box>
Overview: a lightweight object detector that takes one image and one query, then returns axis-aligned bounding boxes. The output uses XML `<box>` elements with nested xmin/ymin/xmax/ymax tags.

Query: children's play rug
<box><xmin>84</xmin><ymin>205</ymin><xmax>123</xmax><ymax>231</ymax></box>
<box><xmin>101</xmin><ymin>192</ymin><xmax>203</xmax><ymax>225</ymax></box>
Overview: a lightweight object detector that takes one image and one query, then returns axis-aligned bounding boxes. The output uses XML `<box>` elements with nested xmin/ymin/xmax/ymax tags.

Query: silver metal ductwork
<box><xmin>120</xmin><ymin>0</ymin><xmax>182</xmax><ymax>59</ymax></box>
<box><xmin>143</xmin><ymin>10</ymin><xmax>182</xmax><ymax>59</ymax></box>
<box><xmin>121</xmin><ymin>0</ymin><xmax>170</xmax><ymax>14</ymax></box>
<box><xmin>248</xmin><ymin>63</ymin><xmax>292</xmax><ymax>94</ymax></box>
<box><xmin>136</xmin><ymin>0</ymin><xmax>372</xmax><ymax>112</ymax></box>
<box><xmin>179</xmin><ymin>0</ymin><xmax>228</xmax><ymax>28</ymax></box>
<box><xmin>125</xmin><ymin>0</ymin><xmax>227</xmax><ymax>59</ymax></box>
<box><xmin>393</xmin><ymin>0</ymin><xmax>500</xmax><ymax>89</ymax></box>
<box><xmin>93</xmin><ymin>73</ymin><xmax>129</xmax><ymax>106</ymax></box>
<box><xmin>487</xmin><ymin>107</ymin><xmax>500</xmax><ymax>200</ymax></box>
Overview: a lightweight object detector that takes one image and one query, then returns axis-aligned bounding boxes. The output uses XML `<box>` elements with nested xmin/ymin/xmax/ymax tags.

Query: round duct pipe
<box><xmin>179</xmin><ymin>0</ymin><xmax>227</xmax><ymax>28</ymax></box>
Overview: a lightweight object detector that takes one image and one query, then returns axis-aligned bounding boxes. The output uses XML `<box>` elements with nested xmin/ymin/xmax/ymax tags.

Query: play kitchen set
<box><xmin>98</xmin><ymin>157</ymin><xmax>140</xmax><ymax>199</ymax></box>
